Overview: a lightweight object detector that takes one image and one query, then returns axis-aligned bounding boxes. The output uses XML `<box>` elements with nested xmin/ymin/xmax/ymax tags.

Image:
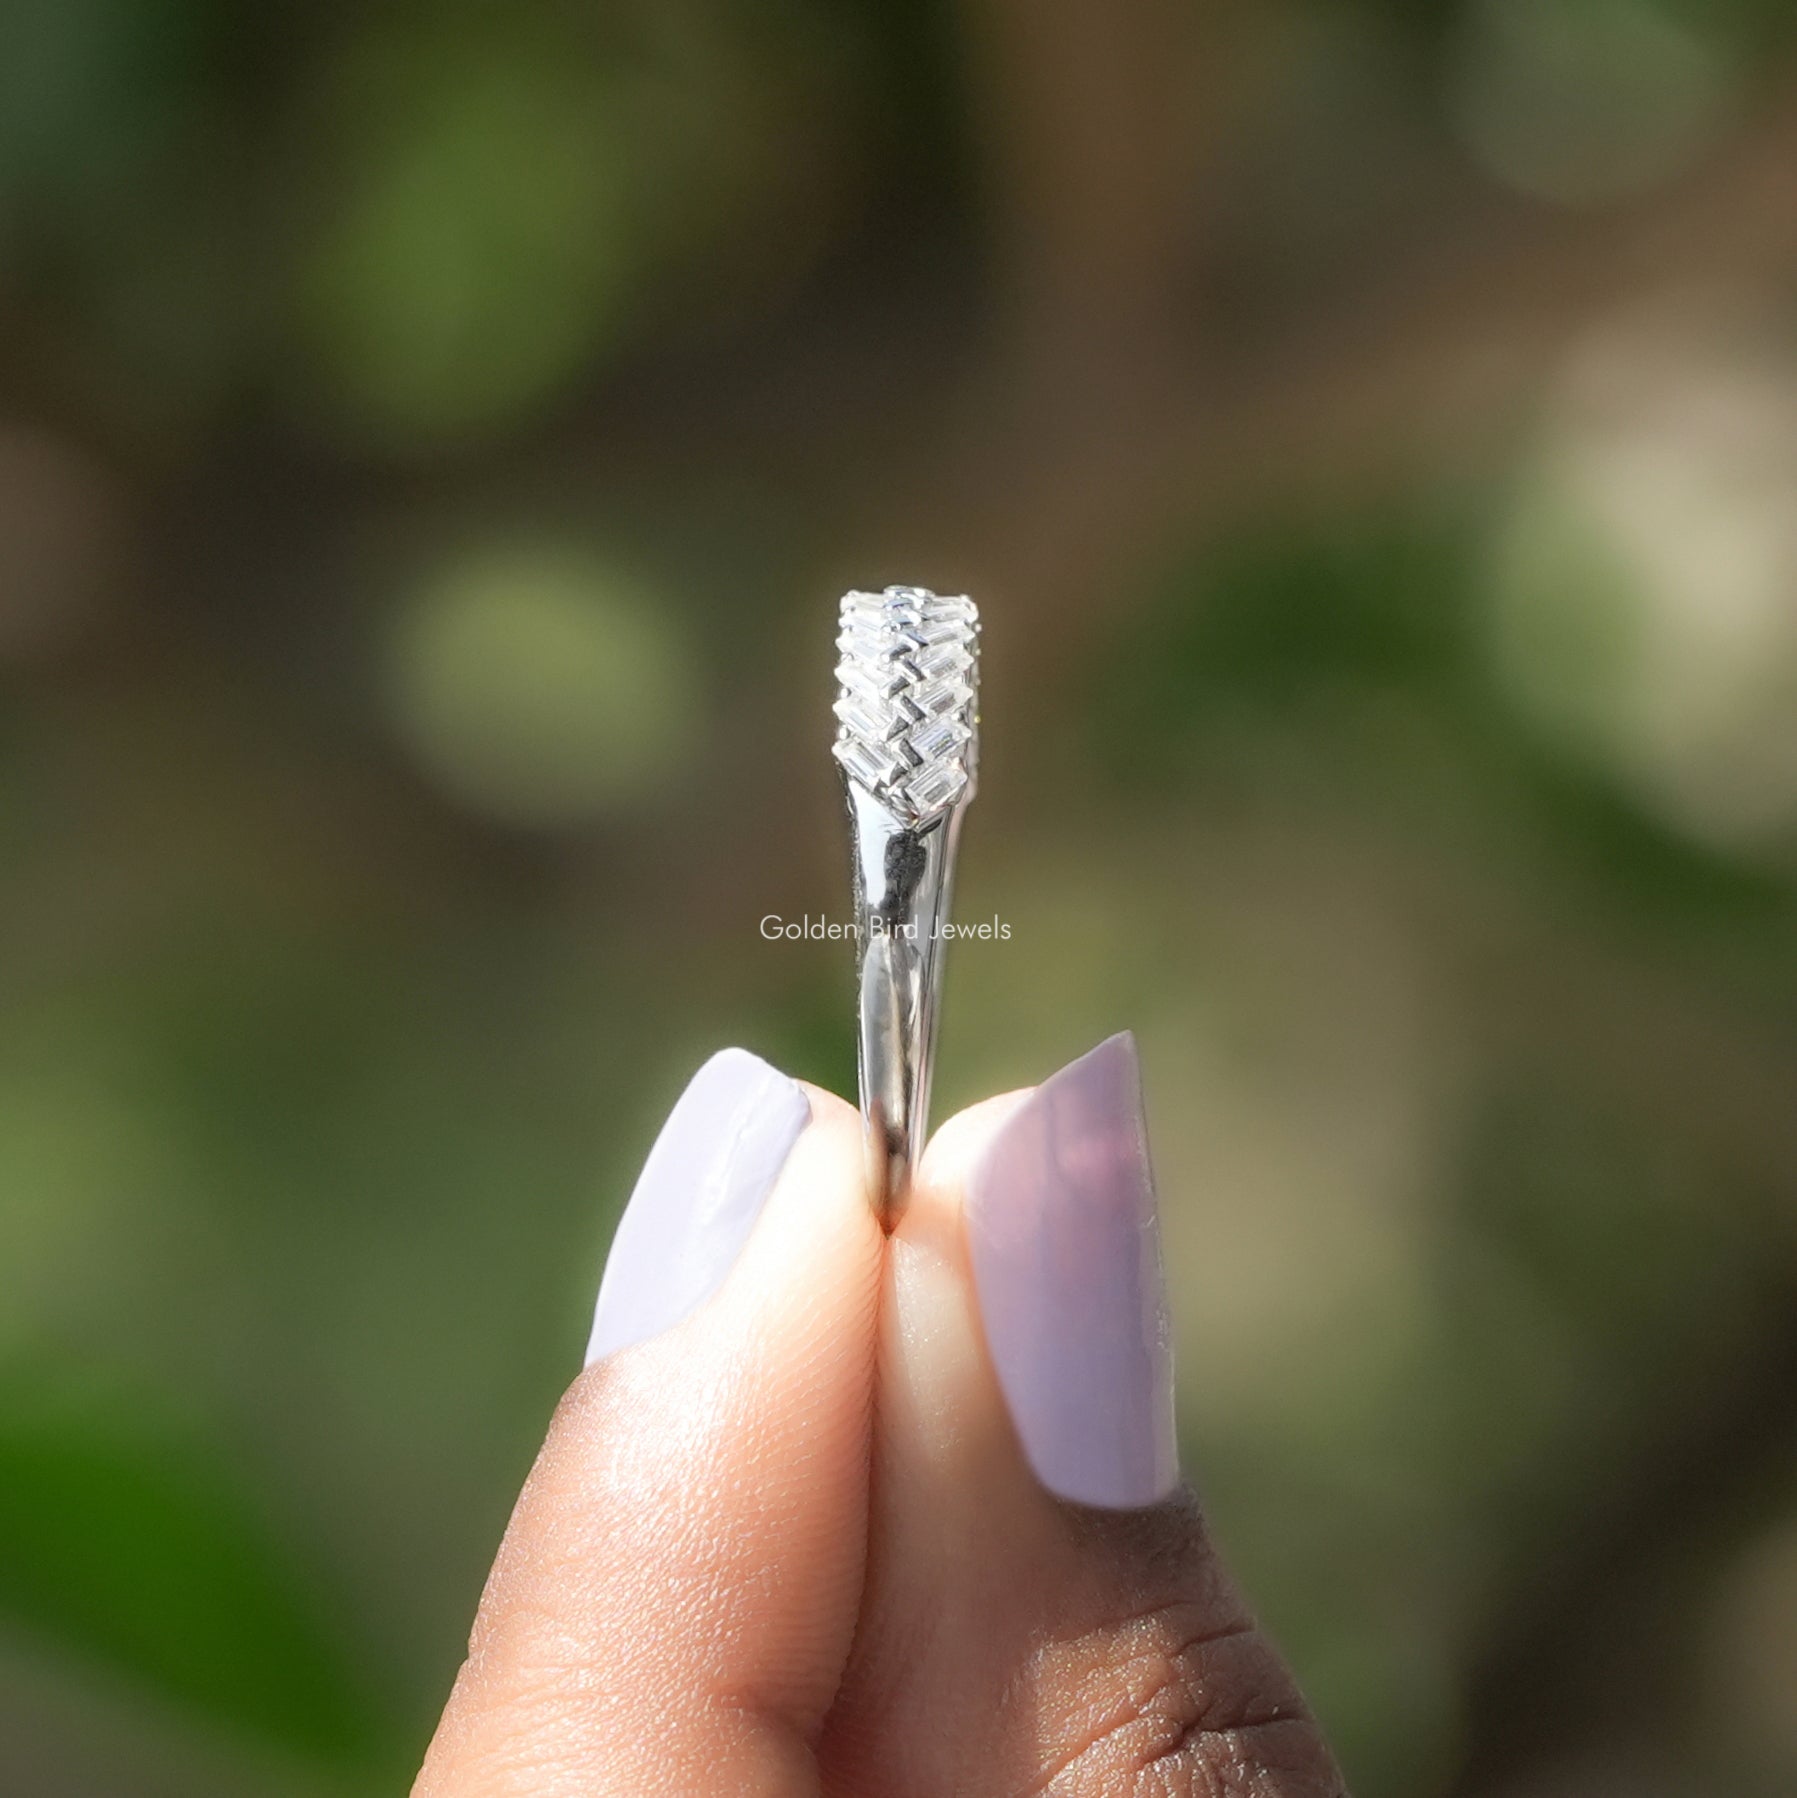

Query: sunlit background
<box><xmin>5</xmin><ymin>1</ymin><xmax>1797</xmax><ymax>1793</ymax></box>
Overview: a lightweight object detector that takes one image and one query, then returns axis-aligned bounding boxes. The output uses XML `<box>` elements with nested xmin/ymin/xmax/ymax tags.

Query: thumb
<box><xmin>416</xmin><ymin>1051</ymin><xmax>881</xmax><ymax>1798</ymax></box>
<box><xmin>824</xmin><ymin>1033</ymin><xmax>1347</xmax><ymax>1797</ymax></box>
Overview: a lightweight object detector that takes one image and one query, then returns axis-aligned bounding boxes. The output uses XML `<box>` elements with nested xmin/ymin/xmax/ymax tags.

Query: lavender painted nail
<box><xmin>586</xmin><ymin>1049</ymin><xmax>811</xmax><ymax>1364</ymax></box>
<box><xmin>965</xmin><ymin>1032</ymin><xmax>1179</xmax><ymax>1508</ymax></box>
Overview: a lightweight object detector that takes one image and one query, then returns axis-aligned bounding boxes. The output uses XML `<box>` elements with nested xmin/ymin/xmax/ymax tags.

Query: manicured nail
<box><xmin>586</xmin><ymin>1049</ymin><xmax>811</xmax><ymax>1364</ymax></box>
<box><xmin>965</xmin><ymin>1032</ymin><xmax>1178</xmax><ymax>1508</ymax></box>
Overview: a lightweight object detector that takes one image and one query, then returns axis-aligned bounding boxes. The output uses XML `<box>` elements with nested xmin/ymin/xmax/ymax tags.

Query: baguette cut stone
<box><xmin>903</xmin><ymin>758</ymin><xmax>968</xmax><ymax>815</ymax></box>
<box><xmin>837</xmin><ymin>732</ymin><xmax>901</xmax><ymax>793</ymax></box>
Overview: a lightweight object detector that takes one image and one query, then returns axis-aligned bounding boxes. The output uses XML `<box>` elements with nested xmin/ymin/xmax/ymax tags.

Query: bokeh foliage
<box><xmin>3</xmin><ymin>0</ymin><xmax>1797</xmax><ymax>1793</ymax></box>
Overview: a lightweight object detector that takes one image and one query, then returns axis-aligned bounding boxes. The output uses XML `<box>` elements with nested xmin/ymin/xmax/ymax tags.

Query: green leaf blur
<box><xmin>4</xmin><ymin>0</ymin><xmax>1797</xmax><ymax>1792</ymax></box>
<box><xmin>0</xmin><ymin>1367</ymin><xmax>382</xmax><ymax>1769</ymax></box>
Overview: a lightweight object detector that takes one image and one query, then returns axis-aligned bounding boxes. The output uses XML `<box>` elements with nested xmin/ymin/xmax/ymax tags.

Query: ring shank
<box><xmin>845</xmin><ymin>784</ymin><xmax>963</xmax><ymax>1225</ymax></box>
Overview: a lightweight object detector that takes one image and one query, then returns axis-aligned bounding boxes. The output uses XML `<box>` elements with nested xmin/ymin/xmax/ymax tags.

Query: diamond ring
<box><xmin>833</xmin><ymin>586</ymin><xmax>980</xmax><ymax>1226</ymax></box>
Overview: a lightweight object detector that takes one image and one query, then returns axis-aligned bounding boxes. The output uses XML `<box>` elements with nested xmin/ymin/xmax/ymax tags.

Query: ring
<box><xmin>833</xmin><ymin>586</ymin><xmax>981</xmax><ymax>1226</ymax></box>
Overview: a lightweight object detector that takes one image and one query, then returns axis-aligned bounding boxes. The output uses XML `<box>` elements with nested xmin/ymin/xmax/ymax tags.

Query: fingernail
<box><xmin>586</xmin><ymin>1049</ymin><xmax>811</xmax><ymax>1364</ymax></box>
<box><xmin>965</xmin><ymin>1031</ymin><xmax>1178</xmax><ymax>1508</ymax></box>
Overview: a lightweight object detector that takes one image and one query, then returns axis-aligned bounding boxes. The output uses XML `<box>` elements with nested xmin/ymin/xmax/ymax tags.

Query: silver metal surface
<box><xmin>833</xmin><ymin>587</ymin><xmax>980</xmax><ymax>1225</ymax></box>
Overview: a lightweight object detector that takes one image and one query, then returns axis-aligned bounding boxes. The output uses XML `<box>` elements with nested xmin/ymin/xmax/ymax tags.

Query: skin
<box><xmin>414</xmin><ymin>1085</ymin><xmax>1347</xmax><ymax>1798</ymax></box>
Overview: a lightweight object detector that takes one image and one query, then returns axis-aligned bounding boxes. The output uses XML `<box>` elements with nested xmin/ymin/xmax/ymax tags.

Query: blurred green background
<box><xmin>5</xmin><ymin>0</ymin><xmax>1797</xmax><ymax>1792</ymax></box>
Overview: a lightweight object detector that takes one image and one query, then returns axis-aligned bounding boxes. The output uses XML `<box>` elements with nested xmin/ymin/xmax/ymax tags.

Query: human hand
<box><xmin>414</xmin><ymin>1035</ymin><xmax>1347</xmax><ymax>1796</ymax></box>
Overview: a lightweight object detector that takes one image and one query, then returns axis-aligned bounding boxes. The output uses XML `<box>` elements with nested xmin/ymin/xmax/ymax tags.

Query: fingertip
<box><xmin>423</xmin><ymin>1061</ymin><xmax>884</xmax><ymax>1796</ymax></box>
<box><xmin>586</xmin><ymin>1047</ymin><xmax>812</xmax><ymax>1365</ymax></box>
<box><xmin>780</xmin><ymin>1081</ymin><xmax>872</xmax><ymax>1243</ymax></box>
<box><xmin>698</xmin><ymin>1071</ymin><xmax>884</xmax><ymax>1432</ymax></box>
<box><xmin>985</xmin><ymin>1034</ymin><xmax>1178</xmax><ymax>1510</ymax></box>
<box><xmin>794</xmin><ymin>1078</ymin><xmax>859</xmax><ymax>1131</ymax></box>
<box><xmin>907</xmin><ymin>1087</ymin><xmax>1034</xmax><ymax>1239</ymax></box>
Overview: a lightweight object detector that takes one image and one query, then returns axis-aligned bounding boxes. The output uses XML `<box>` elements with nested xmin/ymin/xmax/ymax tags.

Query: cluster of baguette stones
<box><xmin>832</xmin><ymin>586</ymin><xmax>979</xmax><ymax>825</ymax></box>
